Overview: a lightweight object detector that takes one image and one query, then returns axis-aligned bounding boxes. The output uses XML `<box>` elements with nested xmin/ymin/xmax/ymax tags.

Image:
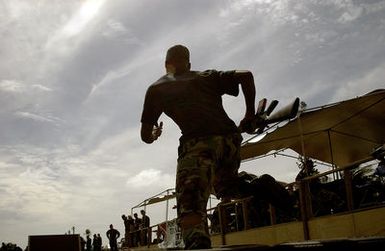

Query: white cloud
<box><xmin>0</xmin><ymin>80</ymin><xmax>24</xmax><ymax>92</ymax></box>
<box><xmin>102</xmin><ymin>19</ymin><xmax>126</xmax><ymax>38</ymax></box>
<box><xmin>364</xmin><ymin>1</ymin><xmax>385</xmax><ymax>14</ymax></box>
<box><xmin>332</xmin><ymin>62</ymin><xmax>385</xmax><ymax>101</ymax></box>
<box><xmin>0</xmin><ymin>80</ymin><xmax>54</xmax><ymax>116</ymax></box>
<box><xmin>14</xmin><ymin>111</ymin><xmax>58</xmax><ymax>124</ymax></box>
<box><xmin>84</xmin><ymin>52</ymin><xmax>159</xmax><ymax>101</ymax></box>
<box><xmin>62</xmin><ymin>0</ymin><xmax>106</xmax><ymax>37</ymax></box>
<box><xmin>31</xmin><ymin>84</ymin><xmax>52</xmax><ymax>92</ymax></box>
<box><xmin>0</xmin><ymin>80</ymin><xmax>52</xmax><ymax>93</ymax></box>
<box><xmin>0</xmin><ymin>158</ymin><xmax>69</xmax><ymax>222</ymax></box>
<box><xmin>126</xmin><ymin>169</ymin><xmax>173</xmax><ymax>188</ymax></box>
<box><xmin>338</xmin><ymin>5</ymin><xmax>363</xmax><ymax>23</ymax></box>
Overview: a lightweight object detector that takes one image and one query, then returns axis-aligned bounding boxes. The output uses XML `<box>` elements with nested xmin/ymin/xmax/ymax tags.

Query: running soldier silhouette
<box><xmin>140</xmin><ymin>45</ymin><xmax>256</xmax><ymax>249</ymax></box>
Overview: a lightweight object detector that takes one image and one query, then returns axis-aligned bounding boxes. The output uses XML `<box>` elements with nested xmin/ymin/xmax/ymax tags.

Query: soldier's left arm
<box><xmin>233</xmin><ymin>70</ymin><xmax>256</xmax><ymax>127</ymax></box>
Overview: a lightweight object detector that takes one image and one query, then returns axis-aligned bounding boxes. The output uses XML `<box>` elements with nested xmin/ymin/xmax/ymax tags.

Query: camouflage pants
<box><xmin>176</xmin><ymin>133</ymin><xmax>242</xmax><ymax>247</ymax></box>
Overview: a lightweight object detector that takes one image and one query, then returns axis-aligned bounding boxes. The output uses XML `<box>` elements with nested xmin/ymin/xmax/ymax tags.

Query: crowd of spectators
<box><xmin>121</xmin><ymin>210</ymin><xmax>151</xmax><ymax>248</ymax></box>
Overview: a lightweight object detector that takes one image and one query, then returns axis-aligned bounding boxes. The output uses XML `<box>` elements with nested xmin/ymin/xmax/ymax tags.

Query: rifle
<box><xmin>240</xmin><ymin>97</ymin><xmax>300</xmax><ymax>134</ymax></box>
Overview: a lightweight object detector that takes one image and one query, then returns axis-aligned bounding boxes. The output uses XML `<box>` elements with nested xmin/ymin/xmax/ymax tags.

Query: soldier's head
<box><xmin>165</xmin><ymin>44</ymin><xmax>191</xmax><ymax>75</ymax></box>
<box><xmin>140</xmin><ymin>209</ymin><xmax>146</xmax><ymax>216</ymax></box>
<box><xmin>109</xmin><ymin>224</ymin><xmax>113</xmax><ymax>229</ymax></box>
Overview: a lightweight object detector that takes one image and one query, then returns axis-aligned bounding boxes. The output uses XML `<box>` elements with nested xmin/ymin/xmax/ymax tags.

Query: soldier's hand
<box><xmin>238</xmin><ymin>118</ymin><xmax>255</xmax><ymax>134</ymax></box>
<box><xmin>239</xmin><ymin>114</ymin><xmax>256</xmax><ymax>134</ymax></box>
<box><xmin>152</xmin><ymin>121</ymin><xmax>163</xmax><ymax>141</ymax></box>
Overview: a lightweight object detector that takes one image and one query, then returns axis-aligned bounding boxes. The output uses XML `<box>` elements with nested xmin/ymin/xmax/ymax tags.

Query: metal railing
<box><xmin>207</xmin><ymin>159</ymin><xmax>385</xmax><ymax>243</ymax></box>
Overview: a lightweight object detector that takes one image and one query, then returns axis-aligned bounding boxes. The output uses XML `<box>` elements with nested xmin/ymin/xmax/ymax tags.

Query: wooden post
<box><xmin>218</xmin><ymin>204</ymin><xmax>226</xmax><ymax>245</ymax></box>
<box><xmin>234</xmin><ymin>203</ymin><xmax>239</xmax><ymax>231</ymax></box>
<box><xmin>242</xmin><ymin>199</ymin><xmax>249</xmax><ymax>230</ymax></box>
<box><xmin>299</xmin><ymin>180</ymin><xmax>310</xmax><ymax>240</ymax></box>
<box><xmin>148</xmin><ymin>227</ymin><xmax>152</xmax><ymax>247</ymax></box>
<box><xmin>344</xmin><ymin>169</ymin><xmax>354</xmax><ymax>211</ymax></box>
<box><xmin>269</xmin><ymin>204</ymin><xmax>276</xmax><ymax>225</ymax></box>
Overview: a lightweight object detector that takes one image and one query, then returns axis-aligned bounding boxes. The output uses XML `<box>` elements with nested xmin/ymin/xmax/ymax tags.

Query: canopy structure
<box><xmin>241</xmin><ymin>89</ymin><xmax>385</xmax><ymax>168</ymax></box>
<box><xmin>130</xmin><ymin>188</ymin><xmax>176</xmax><ymax>223</ymax></box>
<box><xmin>131</xmin><ymin>188</ymin><xmax>176</xmax><ymax>210</ymax></box>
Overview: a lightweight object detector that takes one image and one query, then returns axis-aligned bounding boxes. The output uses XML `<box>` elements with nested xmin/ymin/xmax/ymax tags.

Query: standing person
<box><xmin>140</xmin><ymin>210</ymin><xmax>151</xmax><ymax>245</ymax></box>
<box><xmin>86</xmin><ymin>235</ymin><xmax>92</xmax><ymax>251</ymax></box>
<box><xmin>92</xmin><ymin>234</ymin><xmax>98</xmax><ymax>251</ymax></box>
<box><xmin>140</xmin><ymin>44</ymin><xmax>256</xmax><ymax>249</ymax></box>
<box><xmin>106</xmin><ymin>224</ymin><xmax>120</xmax><ymax>251</ymax></box>
<box><xmin>127</xmin><ymin>215</ymin><xmax>135</xmax><ymax>247</ymax></box>
<box><xmin>133</xmin><ymin>213</ymin><xmax>142</xmax><ymax>246</ymax></box>
<box><xmin>97</xmin><ymin>233</ymin><xmax>103</xmax><ymax>251</ymax></box>
<box><xmin>121</xmin><ymin>214</ymin><xmax>129</xmax><ymax>247</ymax></box>
<box><xmin>93</xmin><ymin>233</ymin><xmax>102</xmax><ymax>251</ymax></box>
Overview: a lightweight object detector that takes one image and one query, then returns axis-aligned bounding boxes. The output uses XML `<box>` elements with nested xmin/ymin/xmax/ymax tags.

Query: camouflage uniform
<box><xmin>176</xmin><ymin>132</ymin><xmax>242</xmax><ymax>248</ymax></box>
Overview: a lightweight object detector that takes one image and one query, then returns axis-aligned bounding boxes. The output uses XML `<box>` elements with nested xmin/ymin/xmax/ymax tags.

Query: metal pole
<box><xmin>299</xmin><ymin>180</ymin><xmax>310</xmax><ymax>240</ymax></box>
<box><xmin>218</xmin><ymin>204</ymin><xmax>226</xmax><ymax>245</ymax></box>
<box><xmin>242</xmin><ymin>199</ymin><xmax>249</xmax><ymax>230</ymax></box>
<box><xmin>327</xmin><ymin>130</ymin><xmax>338</xmax><ymax>180</ymax></box>
<box><xmin>344</xmin><ymin>169</ymin><xmax>354</xmax><ymax>211</ymax></box>
<box><xmin>209</xmin><ymin>196</ymin><xmax>212</xmax><ymax>210</ymax></box>
<box><xmin>166</xmin><ymin>189</ymin><xmax>169</xmax><ymax>222</ymax></box>
<box><xmin>297</xmin><ymin>112</ymin><xmax>307</xmax><ymax>164</ymax></box>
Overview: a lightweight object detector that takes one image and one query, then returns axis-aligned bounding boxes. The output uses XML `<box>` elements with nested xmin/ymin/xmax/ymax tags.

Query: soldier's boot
<box><xmin>180</xmin><ymin>212</ymin><xmax>212</xmax><ymax>250</ymax></box>
<box><xmin>184</xmin><ymin>231</ymin><xmax>211</xmax><ymax>250</ymax></box>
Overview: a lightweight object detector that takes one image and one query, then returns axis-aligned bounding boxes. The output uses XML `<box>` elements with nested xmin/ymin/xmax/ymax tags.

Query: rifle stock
<box><xmin>240</xmin><ymin>97</ymin><xmax>300</xmax><ymax>134</ymax></box>
<box><xmin>266</xmin><ymin>97</ymin><xmax>300</xmax><ymax>124</ymax></box>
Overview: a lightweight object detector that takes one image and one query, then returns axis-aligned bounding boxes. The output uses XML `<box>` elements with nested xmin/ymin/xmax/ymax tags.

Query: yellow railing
<box><xmin>207</xmin><ymin>159</ymin><xmax>385</xmax><ymax>244</ymax></box>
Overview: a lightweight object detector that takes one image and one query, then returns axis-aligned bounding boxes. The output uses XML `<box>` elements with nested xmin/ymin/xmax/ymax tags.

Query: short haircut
<box><xmin>166</xmin><ymin>44</ymin><xmax>190</xmax><ymax>62</ymax></box>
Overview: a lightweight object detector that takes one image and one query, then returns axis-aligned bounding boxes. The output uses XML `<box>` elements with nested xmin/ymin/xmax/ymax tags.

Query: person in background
<box><xmin>133</xmin><ymin>213</ymin><xmax>142</xmax><ymax>246</ymax></box>
<box><xmin>106</xmin><ymin>224</ymin><xmax>120</xmax><ymax>251</ymax></box>
<box><xmin>121</xmin><ymin>214</ymin><xmax>130</xmax><ymax>248</ymax></box>
<box><xmin>86</xmin><ymin>235</ymin><xmax>92</xmax><ymax>251</ymax></box>
<box><xmin>140</xmin><ymin>210</ymin><xmax>151</xmax><ymax>245</ymax></box>
<box><xmin>127</xmin><ymin>215</ymin><xmax>135</xmax><ymax>247</ymax></box>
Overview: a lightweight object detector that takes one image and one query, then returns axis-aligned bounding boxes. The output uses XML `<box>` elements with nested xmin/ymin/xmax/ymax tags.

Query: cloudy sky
<box><xmin>1</xmin><ymin>0</ymin><xmax>385</xmax><ymax>248</ymax></box>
